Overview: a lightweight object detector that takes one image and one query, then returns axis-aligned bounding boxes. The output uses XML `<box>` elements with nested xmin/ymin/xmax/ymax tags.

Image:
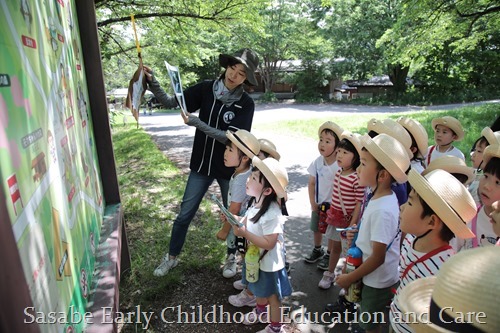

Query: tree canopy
<box><xmin>96</xmin><ymin>0</ymin><xmax>500</xmax><ymax>103</ymax></box>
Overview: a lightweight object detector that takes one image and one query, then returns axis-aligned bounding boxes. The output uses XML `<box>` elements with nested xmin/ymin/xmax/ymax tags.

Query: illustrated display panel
<box><xmin>0</xmin><ymin>0</ymin><xmax>104</xmax><ymax>332</ymax></box>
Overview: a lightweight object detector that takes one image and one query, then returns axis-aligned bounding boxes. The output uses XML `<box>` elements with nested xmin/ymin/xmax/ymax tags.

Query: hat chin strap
<box><xmin>415</xmin><ymin>228</ymin><xmax>433</xmax><ymax>241</ymax></box>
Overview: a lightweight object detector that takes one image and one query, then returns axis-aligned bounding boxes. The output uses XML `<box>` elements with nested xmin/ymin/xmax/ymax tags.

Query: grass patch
<box><xmin>113</xmin><ymin>124</ymin><xmax>226</xmax><ymax>309</ymax></box>
<box><xmin>254</xmin><ymin>104</ymin><xmax>498</xmax><ymax>165</ymax></box>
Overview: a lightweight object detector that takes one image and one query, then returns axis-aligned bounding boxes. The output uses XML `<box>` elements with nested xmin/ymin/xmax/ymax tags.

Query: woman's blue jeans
<box><xmin>168</xmin><ymin>171</ymin><xmax>229</xmax><ymax>256</ymax></box>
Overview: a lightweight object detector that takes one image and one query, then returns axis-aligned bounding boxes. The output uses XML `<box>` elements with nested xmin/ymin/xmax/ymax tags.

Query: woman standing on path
<box><xmin>143</xmin><ymin>48</ymin><xmax>260</xmax><ymax>276</ymax></box>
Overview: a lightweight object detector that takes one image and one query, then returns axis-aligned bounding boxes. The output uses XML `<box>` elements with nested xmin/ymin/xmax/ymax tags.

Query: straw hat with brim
<box><xmin>340</xmin><ymin>131</ymin><xmax>363</xmax><ymax>156</ymax></box>
<box><xmin>251</xmin><ymin>157</ymin><xmax>288</xmax><ymax>199</ymax></box>
<box><xmin>482</xmin><ymin>144</ymin><xmax>500</xmax><ymax>166</ymax></box>
<box><xmin>398</xmin><ymin>246</ymin><xmax>500</xmax><ymax>333</ymax></box>
<box><xmin>367</xmin><ymin>118</ymin><xmax>413</xmax><ymax>157</ymax></box>
<box><xmin>481</xmin><ymin>127</ymin><xmax>500</xmax><ymax>146</ymax></box>
<box><xmin>226</xmin><ymin>129</ymin><xmax>260</xmax><ymax>158</ymax></box>
<box><xmin>397</xmin><ymin>116</ymin><xmax>429</xmax><ymax>158</ymax></box>
<box><xmin>408</xmin><ymin>169</ymin><xmax>476</xmax><ymax>239</ymax></box>
<box><xmin>431</xmin><ymin>116</ymin><xmax>464</xmax><ymax>141</ymax></box>
<box><xmin>219</xmin><ymin>48</ymin><xmax>259</xmax><ymax>86</ymax></box>
<box><xmin>421</xmin><ymin>155</ymin><xmax>475</xmax><ymax>185</ymax></box>
<box><xmin>360</xmin><ymin>133</ymin><xmax>410</xmax><ymax>184</ymax></box>
<box><xmin>258</xmin><ymin>138</ymin><xmax>281</xmax><ymax>161</ymax></box>
<box><xmin>318</xmin><ymin>121</ymin><xmax>344</xmax><ymax>140</ymax></box>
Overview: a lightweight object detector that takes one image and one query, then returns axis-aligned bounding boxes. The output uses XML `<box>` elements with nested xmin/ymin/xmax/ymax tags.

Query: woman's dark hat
<box><xmin>219</xmin><ymin>48</ymin><xmax>259</xmax><ymax>86</ymax></box>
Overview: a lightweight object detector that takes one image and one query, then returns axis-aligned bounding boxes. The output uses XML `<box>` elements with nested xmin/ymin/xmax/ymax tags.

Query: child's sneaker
<box><xmin>222</xmin><ymin>253</ymin><xmax>237</xmax><ymax>278</ymax></box>
<box><xmin>153</xmin><ymin>254</ymin><xmax>178</xmax><ymax>277</ymax></box>
<box><xmin>257</xmin><ymin>324</ymin><xmax>285</xmax><ymax>333</ymax></box>
<box><xmin>304</xmin><ymin>247</ymin><xmax>324</xmax><ymax>263</ymax></box>
<box><xmin>318</xmin><ymin>271</ymin><xmax>336</xmax><ymax>289</ymax></box>
<box><xmin>233</xmin><ymin>279</ymin><xmax>246</xmax><ymax>290</ymax></box>
<box><xmin>317</xmin><ymin>254</ymin><xmax>330</xmax><ymax>270</ymax></box>
<box><xmin>242</xmin><ymin>309</ymin><xmax>268</xmax><ymax>325</ymax></box>
<box><xmin>228</xmin><ymin>289</ymin><xmax>257</xmax><ymax>307</ymax></box>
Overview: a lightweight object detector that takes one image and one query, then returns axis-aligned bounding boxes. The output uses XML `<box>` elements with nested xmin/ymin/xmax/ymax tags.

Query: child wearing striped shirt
<box><xmin>318</xmin><ymin>132</ymin><xmax>365</xmax><ymax>289</ymax></box>
<box><xmin>389</xmin><ymin>169</ymin><xmax>477</xmax><ymax>333</ymax></box>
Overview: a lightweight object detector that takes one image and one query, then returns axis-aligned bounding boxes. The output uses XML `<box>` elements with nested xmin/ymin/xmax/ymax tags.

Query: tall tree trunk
<box><xmin>387</xmin><ymin>63</ymin><xmax>409</xmax><ymax>97</ymax></box>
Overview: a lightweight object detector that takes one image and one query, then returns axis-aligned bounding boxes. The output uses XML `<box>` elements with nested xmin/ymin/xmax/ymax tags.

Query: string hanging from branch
<box><xmin>125</xmin><ymin>14</ymin><xmax>147</xmax><ymax>127</ymax></box>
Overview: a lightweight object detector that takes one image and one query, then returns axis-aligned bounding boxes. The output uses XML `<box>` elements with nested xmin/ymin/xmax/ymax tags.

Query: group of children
<box><xmin>161</xmin><ymin>113</ymin><xmax>499</xmax><ymax>333</ymax></box>
<box><xmin>303</xmin><ymin>115</ymin><xmax>500</xmax><ymax>333</ymax></box>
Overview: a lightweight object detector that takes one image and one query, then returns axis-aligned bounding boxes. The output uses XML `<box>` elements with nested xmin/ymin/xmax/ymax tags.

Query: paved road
<box><xmin>137</xmin><ymin>100</ymin><xmax>497</xmax><ymax>333</ymax></box>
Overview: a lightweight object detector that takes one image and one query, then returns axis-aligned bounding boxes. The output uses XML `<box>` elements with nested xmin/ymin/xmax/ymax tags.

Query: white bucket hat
<box><xmin>360</xmin><ymin>133</ymin><xmax>411</xmax><ymax>184</ymax></box>
<box><xmin>431</xmin><ymin>116</ymin><xmax>464</xmax><ymax>141</ymax></box>
<box><xmin>251</xmin><ymin>157</ymin><xmax>288</xmax><ymax>199</ymax></box>
<box><xmin>258</xmin><ymin>138</ymin><xmax>281</xmax><ymax>161</ymax></box>
<box><xmin>226</xmin><ymin>129</ymin><xmax>260</xmax><ymax>158</ymax></box>
<box><xmin>367</xmin><ymin>118</ymin><xmax>413</xmax><ymax>157</ymax></box>
<box><xmin>397</xmin><ymin>116</ymin><xmax>429</xmax><ymax>159</ymax></box>
<box><xmin>398</xmin><ymin>246</ymin><xmax>500</xmax><ymax>333</ymax></box>
<box><xmin>422</xmin><ymin>155</ymin><xmax>475</xmax><ymax>185</ymax></box>
<box><xmin>408</xmin><ymin>169</ymin><xmax>476</xmax><ymax>239</ymax></box>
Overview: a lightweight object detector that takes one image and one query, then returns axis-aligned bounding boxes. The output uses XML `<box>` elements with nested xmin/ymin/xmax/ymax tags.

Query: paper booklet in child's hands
<box><xmin>164</xmin><ymin>61</ymin><xmax>188</xmax><ymax>118</ymax></box>
<box><xmin>211</xmin><ymin>194</ymin><xmax>244</xmax><ymax>227</ymax></box>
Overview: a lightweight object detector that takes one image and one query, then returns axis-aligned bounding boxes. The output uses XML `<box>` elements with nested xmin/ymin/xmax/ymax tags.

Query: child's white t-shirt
<box><xmin>356</xmin><ymin>193</ymin><xmax>401</xmax><ymax>288</ymax></box>
<box><xmin>410</xmin><ymin>160</ymin><xmax>425</xmax><ymax>174</ymax></box>
<box><xmin>245</xmin><ymin>202</ymin><xmax>286</xmax><ymax>272</ymax></box>
<box><xmin>228</xmin><ymin>167</ymin><xmax>251</xmax><ymax>215</ymax></box>
<box><xmin>464</xmin><ymin>206</ymin><xmax>499</xmax><ymax>249</ymax></box>
<box><xmin>425</xmin><ymin>145</ymin><xmax>465</xmax><ymax>167</ymax></box>
<box><xmin>307</xmin><ymin>156</ymin><xmax>339</xmax><ymax>204</ymax></box>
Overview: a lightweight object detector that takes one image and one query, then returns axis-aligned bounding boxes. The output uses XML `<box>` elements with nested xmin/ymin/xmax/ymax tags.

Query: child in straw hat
<box><xmin>461</xmin><ymin>144</ymin><xmax>500</xmax><ymax>250</ymax></box>
<box><xmin>398</xmin><ymin>246</ymin><xmax>500</xmax><ymax>333</ymax></box>
<box><xmin>422</xmin><ymin>155</ymin><xmax>474</xmax><ymax>186</ymax></box>
<box><xmin>304</xmin><ymin>121</ymin><xmax>342</xmax><ymax>271</ymax></box>
<box><xmin>258</xmin><ymin>138</ymin><xmax>281</xmax><ymax>161</ymax></box>
<box><xmin>397</xmin><ymin>117</ymin><xmax>428</xmax><ymax>174</ymax></box>
<box><xmin>232</xmin><ymin>157</ymin><xmax>291</xmax><ymax>333</ymax></box>
<box><xmin>335</xmin><ymin>133</ymin><xmax>410</xmax><ymax>333</ymax></box>
<box><xmin>218</xmin><ymin>129</ymin><xmax>260</xmax><ymax>279</ymax></box>
<box><xmin>469</xmin><ymin>127</ymin><xmax>500</xmax><ymax>204</ymax></box>
<box><xmin>389</xmin><ymin>169</ymin><xmax>477</xmax><ymax>333</ymax></box>
<box><xmin>231</xmin><ymin>137</ymin><xmax>282</xmax><ymax>303</ymax></box>
<box><xmin>318</xmin><ymin>131</ymin><xmax>365</xmax><ymax>289</ymax></box>
<box><xmin>426</xmin><ymin>115</ymin><xmax>465</xmax><ymax>167</ymax></box>
<box><xmin>367</xmin><ymin>118</ymin><xmax>412</xmax><ymax>206</ymax></box>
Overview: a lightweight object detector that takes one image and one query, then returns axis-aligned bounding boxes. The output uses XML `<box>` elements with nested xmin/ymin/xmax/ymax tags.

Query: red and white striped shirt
<box><xmin>390</xmin><ymin>234</ymin><xmax>455</xmax><ymax>333</ymax></box>
<box><xmin>331</xmin><ymin>170</ymin><xmax>364</xmax><ymax>213</ymax></box>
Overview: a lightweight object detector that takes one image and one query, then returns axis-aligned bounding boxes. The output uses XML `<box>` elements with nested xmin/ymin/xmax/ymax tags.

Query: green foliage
<box><xmin>96</xmin><ymin>0</ymin><xmax>500</xmax><ymax>105</ymax></box>
<box><xmin>289</xmin><ymin>60</ymin><xmax>330</xmax><ymax>102</ymax></box>
<box><xmin>259</xmin><ymin>91</ymin><xmax>278</xmax><ymax>102</ymax></box>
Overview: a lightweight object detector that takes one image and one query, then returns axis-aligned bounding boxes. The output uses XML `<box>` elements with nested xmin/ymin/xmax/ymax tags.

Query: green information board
<box><xmin>1</xmin><ymin>0</ymin><xmax>104</xmax><ymax>332</ymax></box>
